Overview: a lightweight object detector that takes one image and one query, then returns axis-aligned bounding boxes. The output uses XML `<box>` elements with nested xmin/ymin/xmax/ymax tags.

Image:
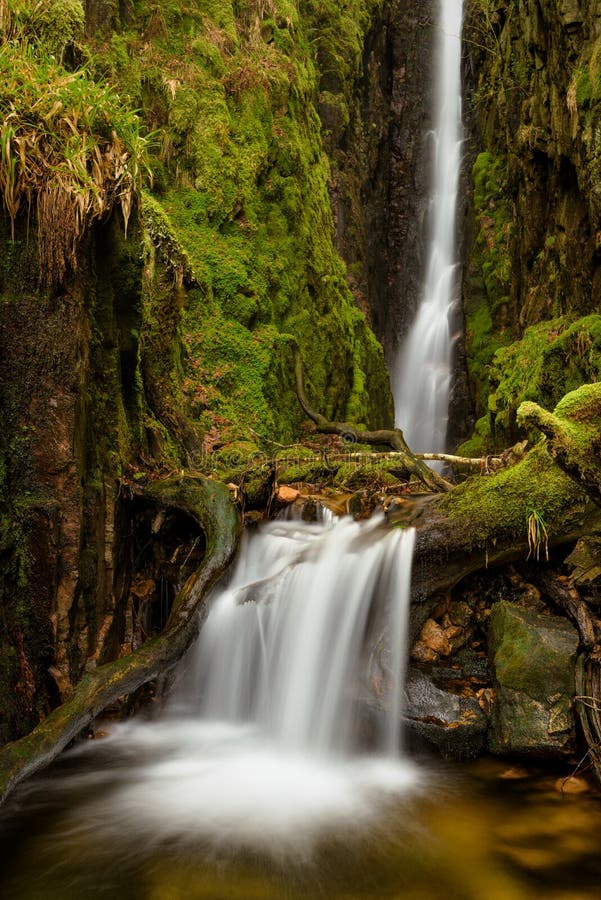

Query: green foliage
<box><xmin>77</xmin><ymin>0</ymin><xmax>391</xmax><ymax>444</ymax></box>
<box><xmin>3</xmin><ymin>0</ymin><xmax>84</xmax><ymax>60</ymax></box>
<box><xmin>0</xmin><ymin>38</ymin><xmax>146</xmax><ymax>285</ymax></box>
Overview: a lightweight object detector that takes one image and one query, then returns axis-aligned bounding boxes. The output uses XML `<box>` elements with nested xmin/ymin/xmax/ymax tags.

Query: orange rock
<box><xmin>555</xmin><ymin>776</ymin><xmax>589</xmax><ymax>794</ymax></box>
<box><xmin>277</xmin><ymin>485</ymin><xmax>300</xmax><ymax>503</ymax></box>
<box><xmin>410</xmin><ymin>641</ymin><xmax>438</xmax><ymax>663</ymax></box>
<box><xmin>416</xmin><ymin>618</ymin><xmax>451</xmax><ymax>658</ymax></box>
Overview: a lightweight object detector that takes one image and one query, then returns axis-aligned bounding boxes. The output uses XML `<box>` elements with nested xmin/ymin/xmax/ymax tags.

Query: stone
<box><xmin>404</xmin><ymin>669</ymin><xmax>488</xmax><ymax>760</ymax></box>
<box><xmin>555</xmin><ymin>775</ymin><xmax>589</xmax><ymax>794</ymax></box>
<box><xmin>488</xmin><ymin>601</ymin><xmax>579</xmax><ymax>757</ymax></box>
<box><xmin>276</xmin><ymin>485</ymin><xmax>300</xmax><ymax>504</ymax></box>
<box><xmin>565</xmin><ymin>537</ymin><xmax>601</xmax><ymax>585</ymax></box>
<box><xmin>411</xmin><ymin>618</ymin><xmax>451</xmax><ymax>661</ymax></box>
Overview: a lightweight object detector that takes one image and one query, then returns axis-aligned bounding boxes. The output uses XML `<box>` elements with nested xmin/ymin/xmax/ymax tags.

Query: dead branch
<box><xmin>288</xmin><ymin>338</ymin><xmax>453</xmax><ymax>493</ymax></box>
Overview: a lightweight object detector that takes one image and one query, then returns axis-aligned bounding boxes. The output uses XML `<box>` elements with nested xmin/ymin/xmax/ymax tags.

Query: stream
<box><xmin>2</xmin><ymin>514</ymin><xmax>601</xmax><ymax>899</ymax></box>
<box><xmin>2</xmin><ymin>746</ymin><xmax>601</xmax><ymax>899</ymax></box>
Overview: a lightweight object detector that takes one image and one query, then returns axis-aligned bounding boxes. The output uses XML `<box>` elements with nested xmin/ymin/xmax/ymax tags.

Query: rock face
<box><xmin>462</xmin><ymin>0</ymin><xmax>601</xmax><ymax>452</ymax></box>
<box><xmin>488</xmin><ymin>601</ymin><xmax>579</xmax><ymax>757</ymax></box>
<box><xmin>319</xmin><ymin>1</ymin><xmax>435</xmax><ymax>363</ymax></box>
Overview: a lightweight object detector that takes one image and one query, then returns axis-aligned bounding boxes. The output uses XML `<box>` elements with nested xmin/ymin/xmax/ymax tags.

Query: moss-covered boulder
<box><xmin>488</xmin><ymin>601</ymin><xmax>579</xmax><ymax>757</ymax></box>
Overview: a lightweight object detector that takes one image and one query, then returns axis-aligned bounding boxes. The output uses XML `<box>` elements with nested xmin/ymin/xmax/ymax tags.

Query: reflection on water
<box><xmin>1</xmin><ymin>736</ymin><xmax>601</xmax><ymax>900</ymax></box>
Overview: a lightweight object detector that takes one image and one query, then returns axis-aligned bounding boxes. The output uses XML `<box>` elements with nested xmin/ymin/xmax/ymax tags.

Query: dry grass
<box><xmin>0</xmin><ymin>24</ymin><xmax>146</xmax><ymax>287</ymax></box>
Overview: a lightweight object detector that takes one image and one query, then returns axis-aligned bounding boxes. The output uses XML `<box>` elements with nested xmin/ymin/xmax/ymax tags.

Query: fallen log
<box><xmin>0</xmin><ymin>475</ymin><xmax>240</xmax><ymax>806</ymax></box>
<box><xmin>405</xmin><ymin>443</ymin><xmax>601</xmax><ymax>608</ymax></box>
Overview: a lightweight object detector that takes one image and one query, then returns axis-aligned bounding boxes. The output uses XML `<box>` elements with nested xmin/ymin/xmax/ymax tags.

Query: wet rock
<box><xmin>411</xmin><ymin>618</ymin><xmax>450</xmax><ymax>661</ymax></box>
<box><xmin>565</xmin><ymin>537</ymin><xmax>601</xmax><ymax>586</ymax></box>
<box><xmin>301</xmin><ymin>498</ymin><xmax>319</xmax><ymax>522</ymax></box>
<box><xmin>404</xmin><ymin>669</ymin><xmax>488</xmax><ymax>760</ymax></box>
<box><xmin>555</xmin><ymin>775</ymin><xmax>589</xmax><ymax>794</ymax></box>
<box><xmin>347</xmin><ymin>490</ymin><xmax>377</xmax><ymax>520</ymax></box>
<box><xmin>276</xmin><ymin>485</ymin><xmax>300</xmax><ymax>504</ymax></box>
<box><xmin>488</xmin><ymin>601</ymin><xmax>579</xmax><ymax>757</ymax></box>
<box><xmin>411</xmin><ymin>598</ymin><xmax>476</xmax><ymax>662</ymax></box>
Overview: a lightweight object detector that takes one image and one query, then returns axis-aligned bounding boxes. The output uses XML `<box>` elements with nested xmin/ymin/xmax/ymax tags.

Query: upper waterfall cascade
<box><xmin>393</xmin><ymin>0</ymin><xmax>464</xmax><ymax>453</ymax></box>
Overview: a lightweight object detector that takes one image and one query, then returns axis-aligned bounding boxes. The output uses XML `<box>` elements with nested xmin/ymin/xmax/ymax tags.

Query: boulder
<box><xmin>404</xmin><ymin>668</ymin><xmax>488</xmax><ymax>760</ymax></box>
<box><xmin>488</xmin><ymin>601</ymin><xmax>578</xmax><ymax>757</ymax></box>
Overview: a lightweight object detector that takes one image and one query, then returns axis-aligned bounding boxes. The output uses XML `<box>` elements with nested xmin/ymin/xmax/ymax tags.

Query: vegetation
<box><xmin>78</xmin><ymin>0</ymin><xmax>392</xmax><ymax>444</ymax></box>
<box><xmin>0</xmin><ymin>6</ymin><xmax>145</xmax><ymax>287</ymax></box>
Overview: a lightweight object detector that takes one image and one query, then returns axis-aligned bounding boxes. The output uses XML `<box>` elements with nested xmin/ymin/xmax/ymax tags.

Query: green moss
<box><xmin>485</xmin><ymin>315</ymin><xmax>601</xmax><ymax>448</ymax></box>
<box><xmin>443</xmin><ymin>442</ymin><xmax>587</xmax><ymax>553</ymax></box>
<box><xmin>455</xmin><ymin>415</ymin><xmax>492</xmax><ymax>458</ymax></box>
<box><xmin>575</xmin><ymin>67</ymin><xmax>593</xmax><ymax>107</ymax></box>
<box><xmin>81</xmin><ymin>0</ymin><xmax>392</xmax><ymax>447</ymax></box>
<box><xmin>553</xmin><ymin>381</ymin><xmax>601</xmax><ymax>421</ymax></box>
<box><xmin>463</xmin><ymin>151</ymin><xmax>513</xmax><ymax>434</ymax></box>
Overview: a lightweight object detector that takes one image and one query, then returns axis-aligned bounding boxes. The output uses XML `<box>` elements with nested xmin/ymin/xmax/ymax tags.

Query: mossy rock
<box><xmin>488</xmin><ymin>601</ymin><xmax>578</xmax><ymax>757</ymax></box>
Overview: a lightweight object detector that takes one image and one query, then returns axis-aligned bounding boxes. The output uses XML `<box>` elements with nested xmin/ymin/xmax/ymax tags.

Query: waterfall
<box><xmin>180</xmin><ymin>514</ymin><xmax>416</xmax><ymax>758</ymax></box>
<box><xmin>52</xmin><ymin>514</ymin><xmax>420</xmax><ymax>856</ymax></box>
<box><xmin>393</xmin><ymin>0</ymin><xmax>464</xmax><ymax>453</ymax></box>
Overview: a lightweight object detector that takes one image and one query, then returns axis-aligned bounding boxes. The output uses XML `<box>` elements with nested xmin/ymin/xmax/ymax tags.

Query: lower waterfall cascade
<box><xmin>178</xmin><ymin>512</ymin><xmax>416</xmax><ymax>759</ymax></box>
<box><xmin>5</xmin><ymin>514</ymin><xmax>421</xmax><ymax>858</ymax></box>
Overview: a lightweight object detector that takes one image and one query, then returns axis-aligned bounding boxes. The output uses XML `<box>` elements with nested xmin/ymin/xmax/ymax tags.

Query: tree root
<box><xmin>288</xmin><ymin>338</ymin><xmax>454</xmax><ymax>493</ymax></box>
<box><xmin>520</xmin><ymin>565</ymin><xmax>598</xmax><ymax>651</ymax></box>
<box><xmin>0</xmin><ymin>475</ymin><xmax>240</xmax><ymax>807</ymax></box>
<box><xmin>575</xmin><ymin>654</ymin><xmax>601</xmax><ymax>784</ymax></box>
<box><xmin>518</xmin><ymin>384</ymin><xmax>601</xmax><ymax>506</ymax></box>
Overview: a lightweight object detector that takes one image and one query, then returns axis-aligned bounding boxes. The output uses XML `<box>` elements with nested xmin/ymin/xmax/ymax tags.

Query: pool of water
<box><xmin>1</xmin><ymin>729</ymin><xmax>600</xmax><ymax>900</ymax></box>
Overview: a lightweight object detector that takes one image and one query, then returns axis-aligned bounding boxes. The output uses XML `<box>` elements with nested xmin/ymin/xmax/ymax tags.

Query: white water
<box><xmin>180</xmin><ymin>514</ymin><xmax>416</xmax><ymax>757</ymax></box>
<box><xmin>52</xmin><ymin>514</ymin><xmax>421</xmax><ymax>856</ymax></box>
<box><xmin>393</xmin><ymin>0</ymin><xmax>464</xmax><ymax>453</ymax></box>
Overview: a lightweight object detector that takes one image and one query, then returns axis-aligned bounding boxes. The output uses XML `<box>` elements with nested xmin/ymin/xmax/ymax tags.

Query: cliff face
<box><xmin>462</xmin><ymin>0</ymin><xmax>601</xmax><ymax>452</ymax></box>
<box><xmin>0</xmin><ymin>0</ymin><xmax>402</xmax><ymax>743</ymax></box>
<box><xmin>319</xmin><ymin>0</ymin><xmax>436</xmax><ymax>362</ymax></box>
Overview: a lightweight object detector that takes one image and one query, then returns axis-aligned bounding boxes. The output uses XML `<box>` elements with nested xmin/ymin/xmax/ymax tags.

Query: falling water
<box><xmin>25</xmin><ymin>513</ymin><xmax>420</xmax><ymax>857</ymax></box>
<box><xmin>393</xmin><ymin>0</ymin><xmax>464</xmax><ymax>453</ymax></box>
<box><xmin>181</xmin><ymin>514</ymin><xmax>416</xmax><ymax>758</ymax></box>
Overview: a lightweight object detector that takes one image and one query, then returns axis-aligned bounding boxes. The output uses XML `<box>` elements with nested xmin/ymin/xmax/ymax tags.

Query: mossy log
<box><xmin>407</xmin><ymin>443</ymin><xmax>601</xmax><ymax>607</ymax></box>
<box><xmin>0</xmin><ymin>476</ymin><xmax>240</xmax><ymax>806</ymax></box>
<box><xmin>407</xmin><ymin>383</ymin><xmax>601</xmax><ymax>603</ymax></box>
<box><xmin>517</xmin><ymin>383</ymin><xmax>601</xmax><ymax>506</ymax></box>
<box><xmin>288</xmin><ymin>338</ymin><xmax>454</xmax><ymax>493</ymax></box>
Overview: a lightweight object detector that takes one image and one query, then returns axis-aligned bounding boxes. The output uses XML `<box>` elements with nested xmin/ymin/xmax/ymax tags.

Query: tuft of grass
<box><xmin>0</xmin><ymin>35</ymin><xmax>147</xmax><ymax>287</ymax></box>
<box><xmin>526</xmin><ymin>508</ymin><xmax>549</xmax><ymax>562</ymax></box>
